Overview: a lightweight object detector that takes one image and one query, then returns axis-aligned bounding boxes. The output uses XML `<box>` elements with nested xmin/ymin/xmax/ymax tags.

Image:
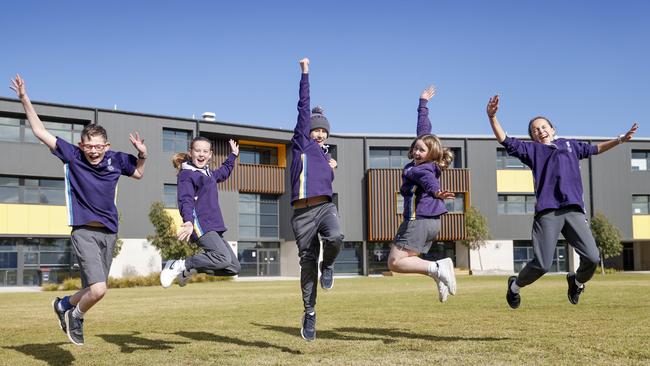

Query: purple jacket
<box><xmin>177</xmin><ymin>154</ymin><xmax>236</xmax><ymax>239</ymax></box>
<box><xmin>290</xmin><ymin>73</ymin><xmax>334</xmax><ymax>204</ymax></box>
<box><xmin>501</xmin><ymin>136</ymin><xmax>598</xmax><ymax>213</ymax></box>
<box><xmin>400</xmin><ymin>98</ymin><xmax>448</xmax><ymax>220</ymax></box>
<box><xmin>51</xmin><ymin>137</ymin><xmax>137</xmax><ymax>233</ymax></box>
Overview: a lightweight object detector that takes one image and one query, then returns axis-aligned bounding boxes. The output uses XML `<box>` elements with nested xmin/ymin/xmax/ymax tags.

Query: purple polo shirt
<box><xmin>290</xmin><ymin>73</ymin><xmax>334</xmax><ymax>204</ymax></box>
<box><xmin>501</xmin><ymin>136</ymin><xmax>599</xmax><ymax>213</ymax></box>
<box><xmin>176</xmin><ymin>154</ymin><xmax>236</xmax><ymax>240</ymax></box>
<box><xmin>51</xmin><ymin>137</ymin><xmax>137</xmax><ymax>233</ymax></box>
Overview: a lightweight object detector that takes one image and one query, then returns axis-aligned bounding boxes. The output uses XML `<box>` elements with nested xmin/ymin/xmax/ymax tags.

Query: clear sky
<box><xmin>2</xmin><ymin>0</ymin><xmax>648</xmax><ymax>137</ymax></box>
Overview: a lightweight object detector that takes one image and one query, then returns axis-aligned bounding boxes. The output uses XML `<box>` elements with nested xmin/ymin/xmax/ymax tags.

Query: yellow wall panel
<box><xmin>633</xmin><ymin>215</ymin><xmax>650</xmax><ymax>239</ymax></box>
<box><xmin>0</xmin><ymin>204</ymin><xmax>70</xmax><ymax>235</ymax></box>
<box><xmin>164</xmin><ymin>209</ymin><xmax>184</xmax><ymax>232</ymax></box>
<box><xmin>496</xmin><ymin>170</ymin><xmax>534</xmax><ymax>193</ymax></box>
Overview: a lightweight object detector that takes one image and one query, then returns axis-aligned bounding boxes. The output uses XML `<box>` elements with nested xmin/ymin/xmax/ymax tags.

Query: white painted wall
<box><xmin>469</xmin><ymin>240</ymin><xmax>515</xmax><ymax>275</ymax></box>
<box><xmin>109</xmin><ymin>238</ymin><xmax>162</xmax><ymax>278</ymax></box>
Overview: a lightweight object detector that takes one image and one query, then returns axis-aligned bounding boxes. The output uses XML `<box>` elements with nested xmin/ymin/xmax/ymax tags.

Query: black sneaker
<box><xmin>506</xmin><ymin>276</ymin><xmax>521</xmax><ymax>309</ymax></box>
<box><xmin>301</xmin><ymin>311</ymin><xmax>316</xmax><ymax>342</ymax></box>
<box><xmin>64</xmin><ymin>310</ymin><xmax>85</xmax><ymax>346</ymax></box>
<box><xmin>566</xmin><ymin>272</ymin><xmax>584</xmax><ymax>305</ymax></box>
<box><xmin>320</xmin><ymin>263</ymin><xmax>334</xmax><ymax>291</ymax></box>
<box><xmin>52</xmin><ymin>297</ymin><xmax>67</xmax><ymax>333</ymax></box>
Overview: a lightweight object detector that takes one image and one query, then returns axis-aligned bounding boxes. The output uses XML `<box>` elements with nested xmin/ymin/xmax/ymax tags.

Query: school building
<box><xmin>1</xmin><ymin>96</ymin><xmax>649</xmax><ymax>286</ymax></box>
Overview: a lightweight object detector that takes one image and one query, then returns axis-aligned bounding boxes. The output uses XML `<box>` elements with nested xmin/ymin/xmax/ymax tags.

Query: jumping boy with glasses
<box><xmin>10</xmin><ymin>74</ymin><xmax>147</xmax><ymax>345</ymax></box>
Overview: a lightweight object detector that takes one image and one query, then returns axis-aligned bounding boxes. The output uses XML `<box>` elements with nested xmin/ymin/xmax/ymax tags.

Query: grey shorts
<box><xmin>71</xmin><ymin>226</ymin><xmax>117</xmax><ymax>288</ymax></box>
<box><xmin>393</xmin><ymin>218</ymin><xmax>441</xmax><ymax>254</ymax></box>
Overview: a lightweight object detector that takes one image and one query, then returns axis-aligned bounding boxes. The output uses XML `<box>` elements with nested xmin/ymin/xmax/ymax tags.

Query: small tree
<box><xmin>590</xmin><ymin>212</ymin><xmax>623</xmax><ymax>275</ymax></box>
<box><xmin>113</xmin><ymin>212</ymin><xmax>124</xmax><ymax>258</ymax></box>
<box><xmin>147</xmin><ymin>201</ymin><xmax>199</xmax><ymax>260</ymax></box>
<box><xmin>460</xmin><ymin>206</ymin><xmax>491</xmax><ymax>274</ymax></box>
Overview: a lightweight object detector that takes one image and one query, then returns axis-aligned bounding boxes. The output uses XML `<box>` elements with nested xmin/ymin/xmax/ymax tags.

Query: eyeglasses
<box><xmin>81</xmin><ymin>143</ymin><xmax>107</xmax><ymax>152</ymax></box>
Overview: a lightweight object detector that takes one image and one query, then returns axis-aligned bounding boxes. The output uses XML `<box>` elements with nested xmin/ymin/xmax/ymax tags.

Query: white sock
<box><xmin>575</xmin><ymin>278</ymin><xmax>584</xmax><ymax>288</ymax></box>
<box><xmin>510</xmin><ymin>281</ymin><xmax>520</xmax><ymax>294</ymax></box>
<box><xmin>427</xmin><ymin>262</ymin><xmax>439</xmax><ymax>276</ymax></box>
<box><xmin>72</xmin><ymin>306</ymin><xmax>85</xmax><ymax>319</ymax></box>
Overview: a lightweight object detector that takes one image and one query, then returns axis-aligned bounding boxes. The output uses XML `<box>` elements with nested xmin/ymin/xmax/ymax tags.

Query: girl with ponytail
<box><xmin>387</xmin><ymin>85</ymin><xmax>458</xmax><ymax>303</ymax></box>
<box><xmin>159</xmin><ymin>136</ymin><xmax>242</xmax><ymax>288</ymax></box>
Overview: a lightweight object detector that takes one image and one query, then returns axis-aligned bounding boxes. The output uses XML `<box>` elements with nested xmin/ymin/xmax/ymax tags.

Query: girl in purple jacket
<box><xmin>487</xmin><ymin>94</ymin><xmax>638</xmax><ymax>309</ymax></box>
<box><xmin>159</xmin><ymin>137</ymin><xmax>241</xmax><ymax>288</ymax></box>
<box><xmin>387</xmin><ymin>86</ymin><xmax>458</xmax><ymax>303</ymax></box>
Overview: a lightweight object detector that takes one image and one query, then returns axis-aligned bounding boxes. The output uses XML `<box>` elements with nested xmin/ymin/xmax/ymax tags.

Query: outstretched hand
<box><xmin>420</xmin><ymin>85</ymin><xmax>436</xmax><ymax>101</ymax></box>
<box><xmin>487</xmin><ymin>95</ymin><xmax>499</xmax><ymax>118</ymax></box>
<box><xmin>229</xmin><ymin>139</ymin><xmax>239</xmax><ymax>156</ymax></box>
<box><xmin>129</xmin><ymin>132</ymin><xmax>147</xmax><ymax>156</ymax></box>
<box><xmin>177</xmin><ymin>222</ymin><xmax>194</xmax><ymax>241</ymax></box>
<box><xmin>435</xmin><ymin>190</ymin><xmax>455</xmax><ymax>200</ymax></box>
<box><xmin>299</xmin><ymin>58</ymin><xmax>309</xmax><ymax>73</ymax></box>
<box><xmin>9</xmin><ymin>74</ymin><xmax>26</xmax><ymax>99</ymax></box>
<box><xmin>621</xmin><ymin>122</ymin><xmax>639</xmax><ymax>142</ymax></box>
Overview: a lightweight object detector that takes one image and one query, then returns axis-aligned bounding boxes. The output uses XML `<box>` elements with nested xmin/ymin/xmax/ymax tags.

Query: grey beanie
<box><xmin>310</xmin><ymin>106</ymin><xmax>330</xmax><ymax>135</ymax></box>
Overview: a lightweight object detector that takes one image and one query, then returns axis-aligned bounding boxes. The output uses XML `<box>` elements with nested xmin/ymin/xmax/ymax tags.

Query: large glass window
<box><xmin>336</xmin><ymin>242</ymin><xmax>363</xmax><ymax>275</ymax></box>
<box><xmin>513</xmin><ymin>240</ymin><xmax>567</xmax><ymax>273</ymax></box>
<box><xmin>445</xmin><ymin>193</ymin><xmax>465</xmax><ymax>213</ymax></box>
<box><xmin>631</xmin><ymin>150</ymin><xmax>650</xmax><ymax>171</ymax></box>
<box><xmin>239</xmin><ymin>145</ymin><xmax>278</xmax><ymax>165</ymax></box>
<box><xmin>449</xmin><ymin>147</ymin><xmax>463</xmax><ymax>168</ymax></box>
<box><xmin>367</xmin><ymin>242</ymin><xmax>391</xmax><ymax>275</ymax></box>
<box><xmin>163</xmin><ymin>184</ymin><xmax>177</xmax><ymax>208</ymax></box>
<box><xmin>0</xmin><ymin>176</ymin><xmax>65</xmax><ymax>205</ymax></box>
<box><xmin>632</xmin><ymin>195</ymin><xmax>650</xmax><ymax>215</ymax></box>
<box><xmin>238</xmin><ymin>194</ymin><xmax>279</xmax><ymax>239</ymax></box>
<box><xmin>0</xmin><ymin>238</ymin><xmax>76</xmax><ymax>286</ymax></box>
<box><xmin>369</xmin><ymin>148</ymin><xmax>410</xmax><ymax>169</ymax></box>
<box><xmin>236</xmin><ymin>241</ymin><xmax>280</xmax><ymax>277</ymax></box>
<box><xmin>162</xmin><ymin>129</ymin><xmax>192</xmax><ymax>153</ymax></box>
<box><xmin>498</xmin><ymin>194</ymin><xmax>536</xmax><ymax>215</ymax></box>
<box><xmin>0</xmin><ymin>115</ymin><xmax>84</xmax><ymax>144</ymax></box>
<box><xmin>496</xmin><ymin>149</ymin><xmax>527</xmax><ymax>169</ymax></box>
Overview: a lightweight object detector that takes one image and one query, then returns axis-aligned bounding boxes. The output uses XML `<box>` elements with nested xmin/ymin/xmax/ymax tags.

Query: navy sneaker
<box><xmin>52</xmin><ymin>297</ymin><xmax>68</xmax><ymax>333</ymax></box>
<box><xmin>506</xmin><ymin>276</ymin><xmax>521</xmax><ymax>309</ymax></box>
<box><xmin>320</xmin><ymin>263</ymin><xmax>334</xmax><ymax>291</ymax></box>
<box><xmin>64</xmin><ymin>310</ymin><xmax>84</xmax><ymax>346</ymax></box>
<box><xmin>301</xmin><ymin>311</ymin><xmax>316</xmax><ymax>342</ymax></box>
<box><xmin>566</xmin><ymin>272</ymin><xmax>584</xmax><ymax>305</ymax></box>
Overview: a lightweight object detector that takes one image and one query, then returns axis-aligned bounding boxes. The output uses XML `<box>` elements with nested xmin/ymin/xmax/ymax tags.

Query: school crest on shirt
<box><xmin>107</xmin><ymin>158</ymin><xmax>115</xmax><ymax>172</ymax></box>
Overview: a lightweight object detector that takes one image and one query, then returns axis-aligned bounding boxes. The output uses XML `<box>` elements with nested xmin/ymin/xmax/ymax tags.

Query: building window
<box><xmin>496</xmin><ymin>149</ymin><xmax>527</xmax><ymax>169</ymax></box>
<box><xmin>0</xmin><ymin>115</ymin><xmax>84</xmax><ymax>144</ymax></box>
<box><xmin>369</xmin><ymin>148</ymin><xmax>410</xmax><ymax>169</ymax></box>
<box><xmin>498</xmin><ymin>194</ymin><xmax>536</xmax><ymax>215</ymax></box>
<box><xmin>449</xmin><ymin>147</ymin><xmax>463</xmax><ymax>168</ymax></box>
<box><xmin>631</xmin><ymin>150</ymin><xmax>650</xmax><ymax>171</ymax></box>
<box><xmin>632</xmin><ymin>195</ymin><xmax>650</xmax><ymax>215</ymax></box>
<box><xmin>513</xmin><ymin>240</ymin><xmax>567</xmax><ymax>273</ymax></box>
<box><xmin>163</xmin><ymin>184</ymin><xmax>177</xmax><ymax>208</ymax></box>
<box><xmin>367</xmin><ymin>242</ymin><xmax>391</xmax><ymax>275</ymax></box>
<box><xmin>239</xmin><ymin>145</ymin><xmax>278</xmax><ymax>165</ymax></box>
<box><xmin>336</xmin><ymin>242</ymin><xmax>363</xmax><ymax>275</ymax></box>
<box><xmin>237</xmin><ymin>241</ymin><xmax>280</xmax><ymax>277</ymax></box>
<box><xmin>0</xmin><ymin>237</ymin><xmax>76</xmax><ymax>287</ymax></box>
<box><xmin>0</xmin><ymin>176</ymin><xmax>65</xmax><ymax>205</ymax></box>
<box><xmin>445</xmin><ymin>193</ymin><xmax>465</xmax><ymax>213</ymax></box>
<box><xmin>238</xmin><ymin>194</ymin><xmax>279</xmax><ymax>239</ymax></box>
<box><xmin>421</xmin><ymin>241</ymin><xmax>456</xmax><ymax>264</ymax></box>
<box><xmin>162</xmin><ymin>129</ymin><xmax>192</xmax><ymax>153</ymax></box>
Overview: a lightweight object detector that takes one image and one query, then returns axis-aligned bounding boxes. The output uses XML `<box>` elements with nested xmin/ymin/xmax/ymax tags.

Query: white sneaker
<box><xmin>177</xmin><ymin>269</ymin><xmax>197</xmax><ymax>287</ymax></box>
<box><xmin>160</xmin><ymin>260</ymin><xmax>185</xmax><ymax>288</ymax></box>
<box><xmin>430</xmin><ymin>274</ymin><xmax>449</xmax><ymax>302</ymax></box>
<box><xmin>436</xmin><ymin>258</ymin><xmax>457</xmax><ymax>295</ymax></box>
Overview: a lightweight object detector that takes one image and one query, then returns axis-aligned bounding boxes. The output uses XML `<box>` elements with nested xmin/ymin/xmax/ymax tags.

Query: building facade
<box><xmin>1</xmin><ymin>96</ymin><xmax>649</xmax><ymax>286</ymax></box>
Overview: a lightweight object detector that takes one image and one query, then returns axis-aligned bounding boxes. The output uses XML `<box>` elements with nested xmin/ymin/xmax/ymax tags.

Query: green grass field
<box><xmin>1</xmin><ymin>274</ymin><xmax>649</xmax><ymax>365</ymax></box>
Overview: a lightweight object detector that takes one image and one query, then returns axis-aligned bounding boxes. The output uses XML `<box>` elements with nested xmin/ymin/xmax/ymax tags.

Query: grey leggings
<box><xmin>185</xmin><ymin>231</ymin><xmax>241</xmax><ymax>276</ymax></box>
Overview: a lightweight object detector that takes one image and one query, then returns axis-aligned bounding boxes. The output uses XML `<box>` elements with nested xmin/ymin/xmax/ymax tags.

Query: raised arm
<box><xmin>596</xmin><ymin>122</ymin><xmax>639</xmax><ymax>154</ymax></box>
<box><xmin>128</xmin><ymin>132</ymin><xmax>147</xmax><ymax>179</ymax></box>
<box><xmin>9</xmin><ymin>75</ymin><xmax>57</xmax><ymax>150</ymax></box>
<box><xmin>213</xmin><ymin>139</ymin><xmax>238</xmax><ymax>182</ymax></box>
<box><xmin>292</xmin><ymin>58</ymin><xmax>311</xmax><ymax>149</ymax></box>
<box><xmin>417</xmin><ymin>85</ymin><xmax>435</xmax><ymax>137</ymax></box>
<box><xmin>487</xmin><ymin>95</ymin><xmax>506</xmax><ymax>143</ymax></box>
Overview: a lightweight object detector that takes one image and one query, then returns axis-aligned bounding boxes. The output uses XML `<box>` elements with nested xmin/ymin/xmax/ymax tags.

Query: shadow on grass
<box><xmin>175</xmin><ymin>331</ymin><xmax>302</xmax><ymax>354</ymax></box>
<box><xmin>96</xmin><ymin>331</ymin><xmax>188</xmax><ymax>353</ymax></box>
<box><xmin>252</xmin><ymin>323</ymin><xmax>509</xmax><ymax>343</ymax></box>
<box><xmin>333</xmin><ymin>327</ymin><xmax>510</xmax><ymax>342</ymax></box>
<box><xmin>251</xmin><ymin>323</ymin><xmax>398</xmax><ymax>344</ymax></box>
<box><xmin>4</xmin><ymin>342</ymin><xmax>74</xmax><ymax>366</ymax></box>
